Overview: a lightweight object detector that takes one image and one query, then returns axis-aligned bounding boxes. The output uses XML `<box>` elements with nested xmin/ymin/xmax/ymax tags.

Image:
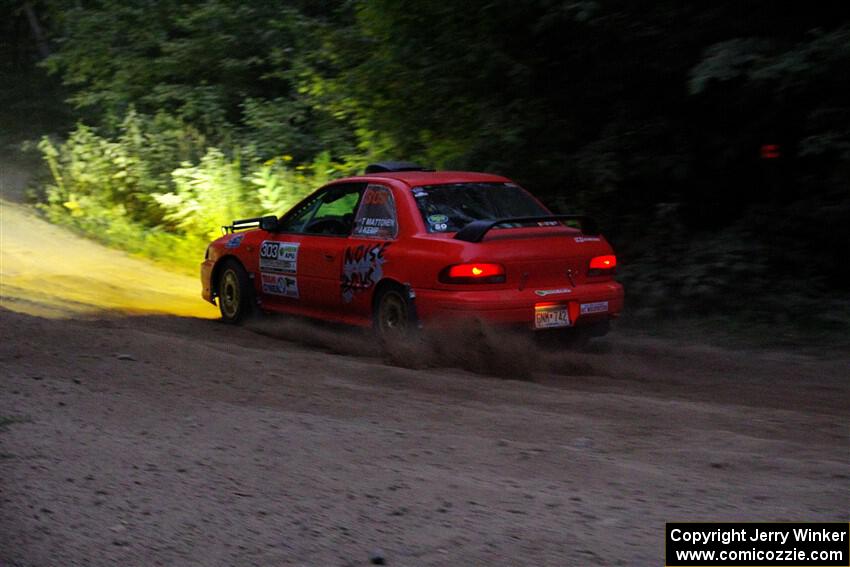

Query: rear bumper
<box><xmin>414</xmin><ymin>281</ymin><xmax>623</xmax><ymax>328</ymax></box>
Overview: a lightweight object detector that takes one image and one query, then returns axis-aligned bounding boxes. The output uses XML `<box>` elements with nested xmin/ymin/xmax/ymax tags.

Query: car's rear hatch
<box><xmin>432</xmin><ymin>226</ymin><xmax>612</xmax><ymax>289</ymax></box>
<box><xmin>470</xmin><ymin>226</ymin><xmax>613</xmax><ymax>288</ymax></box>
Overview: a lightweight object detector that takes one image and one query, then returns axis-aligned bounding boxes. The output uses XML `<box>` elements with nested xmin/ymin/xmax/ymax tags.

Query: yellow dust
<box><xmin>0</xmin><ymin>200</ymin><xmax>217</xmax><ymax>319</ymax></box>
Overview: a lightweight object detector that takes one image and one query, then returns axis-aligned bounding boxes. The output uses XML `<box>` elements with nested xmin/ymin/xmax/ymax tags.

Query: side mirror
<box><xmin>259</xmin><ymin>215</ymin><xmax>279</xmax><ymax>232</ymax></box>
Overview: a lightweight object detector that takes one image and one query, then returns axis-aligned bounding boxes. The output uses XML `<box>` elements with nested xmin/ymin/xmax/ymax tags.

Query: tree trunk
<box><xmin>22</xmin><ymin>1</ymin><xmax>51</xmax><ymax>59</ymax></box>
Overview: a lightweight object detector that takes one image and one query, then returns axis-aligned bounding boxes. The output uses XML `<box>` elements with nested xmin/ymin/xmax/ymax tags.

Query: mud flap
<box><xmin>403</xmin><ymin>283</ymin><xmax>422</xmax><ymax>329</ymax></box>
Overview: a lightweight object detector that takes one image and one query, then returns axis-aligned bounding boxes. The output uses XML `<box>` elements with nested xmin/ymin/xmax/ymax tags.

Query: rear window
<box><xmin>411</xmin><ymin>183</ymin><xmax>549</xmax><ymax>233</ymax></box>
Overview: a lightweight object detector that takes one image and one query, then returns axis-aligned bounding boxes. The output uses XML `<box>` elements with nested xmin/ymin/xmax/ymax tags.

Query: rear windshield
<box><xmin>411</xmin><ymin>183</ymin><xmax>549</xmax><ymax>233</ymax></box>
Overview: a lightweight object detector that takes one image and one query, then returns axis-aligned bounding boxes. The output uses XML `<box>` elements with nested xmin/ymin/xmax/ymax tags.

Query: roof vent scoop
<box><xmin>364</xmin><ymin>161</ymin><xmax>433</xmax><ymax>174</ymax></box>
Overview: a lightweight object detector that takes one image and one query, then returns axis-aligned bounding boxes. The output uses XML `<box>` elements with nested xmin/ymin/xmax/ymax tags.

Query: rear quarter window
<box><xmin>352</xmin><ymin>184</ymin><xmax>398</xmax><ymax>239</ymax></box>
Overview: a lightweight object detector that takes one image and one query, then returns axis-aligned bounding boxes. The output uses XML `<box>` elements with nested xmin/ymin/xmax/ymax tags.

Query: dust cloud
<box><xmin>247</xmin><ymin>315</ymin><xmax>600</xmax><ymax>380</ymax></box>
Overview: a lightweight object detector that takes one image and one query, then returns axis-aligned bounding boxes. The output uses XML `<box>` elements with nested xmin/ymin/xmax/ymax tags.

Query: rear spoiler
<box><xmin>453</xmin><ymin>215</ymin><xmax>599</xmax><ymax>243</ymax></box>
<box><xmin>222</xmin><ymin>215</ymin><xmax>278</xmax><ymax>235</ymax></box>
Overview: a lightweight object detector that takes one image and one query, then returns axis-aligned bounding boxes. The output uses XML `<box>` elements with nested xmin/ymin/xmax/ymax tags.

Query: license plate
<box><xmin>580</xmin><ymin>301</ymin><xmax>609</xmax><ymax>315</ymax></box>
<box><xmin>534</xmin><ymin>304</ymin><xmax>571</xmax><ymax>329</ymax></box>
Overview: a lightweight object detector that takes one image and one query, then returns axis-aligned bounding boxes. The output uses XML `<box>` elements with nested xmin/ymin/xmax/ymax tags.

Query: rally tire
<box><xmin>373</xmin><ymin>286</ymin><xmax>412</xmax><ymax>340</ymax></box>
<box><xmin>217</xmin><ymin>259</ymin><xmax>254</xmax><ymax>324</ymax></box>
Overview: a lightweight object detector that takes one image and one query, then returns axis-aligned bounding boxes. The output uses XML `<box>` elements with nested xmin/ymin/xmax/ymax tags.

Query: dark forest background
<box><xmin>3</xmin><ymin>1</ymin><xmax>849</xmax><ymax>338</ymax></box>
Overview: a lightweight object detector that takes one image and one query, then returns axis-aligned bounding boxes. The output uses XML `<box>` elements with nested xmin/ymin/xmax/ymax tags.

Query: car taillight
<box><xmin>439</xmin><ymin>263</ymin><xmax>506</xmax><ymax>284</ymax></box>
<box><xmin>587</xmin><ymin>255</ymin><xmax>617</xmax><ymax>276</ymax></box>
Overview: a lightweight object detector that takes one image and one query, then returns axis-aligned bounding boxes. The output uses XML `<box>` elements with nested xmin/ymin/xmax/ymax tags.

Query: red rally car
<box><xmin>201</xmin><ymin>162</ymin><xmax>623</xmax><ymax>339</ymax></box>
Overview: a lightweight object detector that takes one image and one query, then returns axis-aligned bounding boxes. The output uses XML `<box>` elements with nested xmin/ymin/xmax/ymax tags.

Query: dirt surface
<box><xmin>0</xmin><ymin>200</ymin><xmax>216</xmax><ymax>319</ymax></box>
<box><xmin>1</xmin><ymin>203</ymin><xmax>848</xmax><ymax>566</ymax></box>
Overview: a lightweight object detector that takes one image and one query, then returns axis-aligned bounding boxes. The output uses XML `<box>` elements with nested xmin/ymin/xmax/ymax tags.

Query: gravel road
<box><xmin>1</xmin><ymin>202</ymin><xmax>847</xmax><ymax>566</ymax></box>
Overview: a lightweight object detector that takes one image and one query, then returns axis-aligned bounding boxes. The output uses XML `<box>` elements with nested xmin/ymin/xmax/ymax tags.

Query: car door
<box><xmin>340</xmin><ymin>183</ymin><xmax>399</xmax><ymax>319</ymax></box>
<box><xmin>259</xmin><ymin>183</ymin><xmax>365</xmax><ymax>317</ymax></box>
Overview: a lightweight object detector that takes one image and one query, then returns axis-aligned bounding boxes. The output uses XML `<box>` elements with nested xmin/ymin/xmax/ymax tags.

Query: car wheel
<box><xmin>374</xmin><ymin>286</ymin><xmax>411</xmax><ymax>340</ymax></box>
<box><xmin>218</xmin><ymin>259</ymin><xmax>254</xmax><ymax>324</ymax></box>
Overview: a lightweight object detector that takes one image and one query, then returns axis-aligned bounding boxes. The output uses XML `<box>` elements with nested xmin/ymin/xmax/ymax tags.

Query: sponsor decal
<box><xmin>363</xmin><ymin>218</ymin><xmax>395</xmax><ymax>227</ymax></box>
<box><xmin>535</xmin><ymin>288</ymin><xmax>573</xmax><ymax>297</ymax></box>
<box><xmin>537</xmin><ymin>220</ymin><xmax>560</xmax><ymax>227</ymax></box>
<box><xmin>341</xmin><ymin>242</ymin><xmax>390</xmax><ymax>303</ymax></box>
<box><xmin>225</xmin><ymin>234</ymin><xmax>244</xmax><ymax>248</ymax></box>
<box><xmin>362</xmin><ymin>187</ymin><xmax>389</xmax><ymax>205</ymax></box>
<box><xmin>574</xmin><ymin>236</ymin><xmax>601</xmax><ymax>243</ymax></box>
<box><xmin>261</xmin><ymin>273</ymin><xmax>299</xmax><ymax>298</ymax></box>
<box><xmin>354</xmin><ymin>217</ymin><xmax>396</xmax><ymax>237</ymax></box>
<box><xmin>580</xmin><ymin>301</ymin><xmax>608</xmax><ymax>314</ymax></box>
<box><xmin>259</xmin><ymin>241</ymin><xmax>299</xmax><ymax>274</ymax></box>
<box><xmin>426</xmin><ymin>213</ymin><xmax>449</xmax><ymax>231</ymax></box>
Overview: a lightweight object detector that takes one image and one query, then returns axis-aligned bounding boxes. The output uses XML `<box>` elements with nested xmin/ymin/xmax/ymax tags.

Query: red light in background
<box><xmin>761</xmin><ymin>144</ymin><xmax>781</xmax><ymax>159</ymax></box>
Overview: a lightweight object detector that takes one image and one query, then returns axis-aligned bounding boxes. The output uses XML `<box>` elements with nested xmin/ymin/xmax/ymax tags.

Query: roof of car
<box><xmin>340</xmin><ymin>170</ymin><xmax>512</xmax><ymax>187</ymax></box>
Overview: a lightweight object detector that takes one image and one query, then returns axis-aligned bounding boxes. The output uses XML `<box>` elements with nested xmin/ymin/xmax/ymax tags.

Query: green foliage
<box><xmin>40</xmin><ymin>0</ymin><xmax>356</xmax><ymax>156</ymax></box>
<box><xmin>37</xmin><ymin>114</ymin><xmax>346</xmax><ymax>271</ymax></box>
<box><xmin>37</xmin><ymin>110</ymin><xmax>204</xmax><ymax>225</ymax></box>
<box><xmin>158</xmin><ymin>148</ymin><xmax>252</xmax><ymax>240</ymax></box>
